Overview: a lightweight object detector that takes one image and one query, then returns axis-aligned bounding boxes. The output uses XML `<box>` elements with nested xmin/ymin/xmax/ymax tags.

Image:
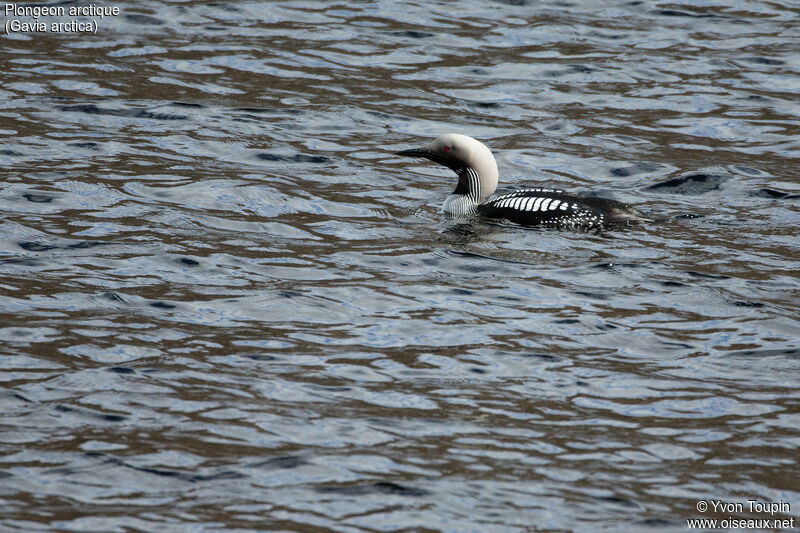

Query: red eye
<box><xmin>443</xmin><ymin>145</ymin><xmax>451</xmax><ymax>152</ymax></box>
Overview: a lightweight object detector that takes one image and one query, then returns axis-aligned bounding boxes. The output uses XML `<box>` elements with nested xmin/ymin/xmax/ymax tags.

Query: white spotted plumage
<box><xmin>480</xmin><ymin>189</ymin><xmax>612</xmax><ymax>228</ymax></box>
<box><xmin>522</xmin><ymin>197</ymin><xmax>534</xmax><ymax>211</ymax></box>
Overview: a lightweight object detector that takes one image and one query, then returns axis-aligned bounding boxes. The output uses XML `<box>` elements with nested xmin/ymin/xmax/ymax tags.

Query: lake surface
<box><xmin>1</xmin><ymin>1</ymin><xmax>799</xmax><ymax>531</ymax></box>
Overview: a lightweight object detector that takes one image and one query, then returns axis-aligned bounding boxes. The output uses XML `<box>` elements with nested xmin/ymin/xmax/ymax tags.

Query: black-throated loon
<box><xmin>396</xmin><ymin>133</ymin><xmax>646</xmax><ymax>228</ymax></box>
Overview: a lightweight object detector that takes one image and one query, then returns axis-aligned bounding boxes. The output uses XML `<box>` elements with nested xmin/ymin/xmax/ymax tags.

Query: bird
<box><xmin>395</xmin><ymin>133</ymin><xmax>647</xmax><ymax>229</ymax></box>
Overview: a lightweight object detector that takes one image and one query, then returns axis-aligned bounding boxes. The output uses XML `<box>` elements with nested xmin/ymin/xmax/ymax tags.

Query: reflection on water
<box><xmin>1</xmin><ymin>0</ymin><xmax>799</xmax><ymax>531</ymax></box>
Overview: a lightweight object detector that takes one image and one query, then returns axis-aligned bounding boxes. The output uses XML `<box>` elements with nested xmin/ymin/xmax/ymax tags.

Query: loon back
<box><xmin>479</xmin><ymin>188</ymin><xmax>644</xmax><ymax>229</ymax></box>
<box><xmin>395</xmin><ymin>134</ymin><xmax>646</xmax><ymax>228</ymax></box>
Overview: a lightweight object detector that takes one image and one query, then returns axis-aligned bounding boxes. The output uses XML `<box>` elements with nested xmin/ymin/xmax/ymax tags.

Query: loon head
<box><xmin>396</xmin><ymin>134</ymin><xmax>499</xmax><ymax>213</ymax></box>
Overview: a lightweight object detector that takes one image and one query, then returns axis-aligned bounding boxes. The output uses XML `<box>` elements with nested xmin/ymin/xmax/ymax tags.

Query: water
<box><xmin>1</xmin><ymin>1</ymin><xmax>799</xmax><ymax>531</ymax></box>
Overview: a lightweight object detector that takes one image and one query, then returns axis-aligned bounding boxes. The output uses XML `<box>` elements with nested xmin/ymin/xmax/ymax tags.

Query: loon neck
<box><xmin>443</xmin><ymin>166</ymin><xmax>486</xmax><ymax>215</ymax></box>
<box><xmin>443</xmin><ymin>192</ymin><xmax>478</xmax><ymax>216</ymax></box>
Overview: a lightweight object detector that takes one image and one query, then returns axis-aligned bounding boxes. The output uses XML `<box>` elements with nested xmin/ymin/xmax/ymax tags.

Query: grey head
<box><xmin>396</xmin><ymin>134</ymin><xmax>499</xmax><ymax>215</ymax></box>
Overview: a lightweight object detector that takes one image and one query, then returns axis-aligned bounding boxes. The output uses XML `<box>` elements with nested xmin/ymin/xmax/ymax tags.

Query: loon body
<box><xmin>396</xmin><ymin>133</ymin><xmax>645</xmax><ymax>229</ymax></box>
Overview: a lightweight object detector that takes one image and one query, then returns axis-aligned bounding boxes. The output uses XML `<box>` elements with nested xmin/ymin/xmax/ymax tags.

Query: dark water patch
<box><xmin>19</xmin><ymin>240</ymin><xmax>115</xmax><ymax>252</ymax></box>
<box><xmin>244</xmin><ymin>354</ymin><xmax>277</xmax><ymax>361</ymax></box>
<box><xmin>366</xmin><ymin>110</ymin><xmax>392</xmax><ymax>120</ymax></box>
<box><xmin>207</xmin><ymin>2</ymin><xmax>241</xmax><ymax>10</ymax></box>
<box><xmin>9</xmin><ymin>392</ymin><xmax>34</xmax><ymax>403</ymax></box>
<box><xmin>728</xmin><ymin>348</ymin><xmax>800</xmax><ymax>358</ymax></box>
<box><xmin>573</xmin><ymin>290</ymin><xmax>610</xmax><ymax>301</ymax></box>
<box><xmin>68</xmin><ymin>241</ymin><xmax>112</xmax><ymax>250</ymax></box>
<box><xmin>70</xmin><ymin>141</ymin><xmax>101</xmax><ymax>150</ymax></box>
<box><xmin>655</xmin><ymin>9</ymin><xmax>718</xmax><ymax>18</ymax></box>
<box><xmin>178</xmin><ymin>257</ymin><xmax>200</xmax><ymax>266</ymax></box>
<box><xmin>55</xmin><ymin>404</ymin><xmax>127</xmax><ymax>423</ymax></box>
<box><xmin>252</xmin><ymin>456</ymin><xmax>307</xmax><ymax>469</ymax></box>
<box><xmin>594</xmin><ymin>495</ymin><xmax>640</xmax><ymax>509</ymax></box>
<box><xmin>686</xmin><ymin>270</ymin><xmax>730</xmax><ymax>280</ymax></box>
<box><xmin>731</xmin><ymin>300</ymin><xmax>765</xmax><ymax>308</ymax></box>
<box><xmin>172</xmin><ymin>101</ymin><xmax>205</xmax><ymax>108</ymax></box>
<box><xmin>390</xmin><ymin>30</ymin><xmax>435</xmax><ymax>38</ymax></box>
<box><xmin>57</xmin><ymin>104</ymin><xmax>186</xmax><ymax>121</ymax></box>
<box><xmin>23</xmin><ymin>193</ymin><xmax>54</xmax><ymax>203</ymax></box>
<box><xmin>18</xmin><ymin>242</ymin><xmax>56</xmax><ymax>252</ymax></box>
<box><xmin>124</xmin><ymin>13</ymin><xmax>164</xmax><ymax>25</ymax></box>
<box><xmin>660</xmin><ymin>280</ymin><xmax>685</xmax><ymax>287</ymax></box>
<box><xmin>317</xmin><ymin>481</ymin><xmax>429</xmax><ymax>497</ymax></box>
<box><xmin>495</xmin><ymin>0</ymin><xmax>533</xmax><ymax>5</ymax></box>
<box><xmin>314</xmin><ymin>385</ymin><xmax>352</xmax><ymax>393</ymax></box>
<box><xmin>472</xmin><ymin>101</ymin><xmax>503</xmax><ymax>109</ymax></box>
<box><xmin>567</xmin><ymin>64</ymin><xmax>597</xmax><ymax>73</ymax></box>
<box><xmin>611</xmin><ymin>163</ymin><xmax>663</xmax><ymax>178</ymax></box>
<box><xmin>0</xmin><ymin>257</ymin><xmax>42</xmax><ymax>266</ymax></box>
<box><xmin>663</xmin><ymin>341</ymin><xmax>694</xmax><ymax>349</ymax></box>
<box><xmin>109</xmin><ymin>366</ymin><xmax>136</xmax><ymax>374</ymax></box>
<box><xmin>588</xmin><ymin>30</ymin><xmax>628</xmax><ymax>40</ymax></box>
<box><xmin>752</xmin><ymin>188</ymin><xmax>800</xmax><ymax>200</ymax></box>
<box><xmin>644</xmin><ymin>173</ymin><xmax>730</xmax><ymax>195</ymax></box>
<box><xmin>0</xmin><ymin>149</ymin><xmax>24</xmax><ymax>156</ymax></box>
<box><xmin>469</xmin><ymin>367</ymin><xmax>487</xmax><ymax>374</ymax></box>
<box><xmin>256</xmin><ymin>153</ymin><xmax>330</xmax><ymax>163</ymax></box>
<box><xmin>150</xmin><ymin>301</ymin><xmax>177</xmax><ymax>309</ymax></box>
<box><xmin>524</xmin><ymin>353</ymin><xmax>560</xmax><ymax>362</ymax></box>
<box><xmin>279</xmin><ymin>290</ymin><xmax>303</xmax><ymax>299</ymax></box>
<box><xmin>738</xmin><ymin>57</ymin><xmax>785</xmax><ymax>66</ymax></box>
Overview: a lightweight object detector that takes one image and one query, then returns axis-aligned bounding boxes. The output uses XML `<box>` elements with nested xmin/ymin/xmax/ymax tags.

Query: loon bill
<box><xmin>396</xmin><ymin>133</ymin><xmax>647</xmax><ymax>228</ymax></box>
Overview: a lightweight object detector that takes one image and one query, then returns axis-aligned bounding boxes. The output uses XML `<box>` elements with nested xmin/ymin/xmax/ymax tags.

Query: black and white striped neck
<box><xmin>443</xmin><ymin>166</ymin><xmax>483</xmax><ymax>216</ymax></box>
